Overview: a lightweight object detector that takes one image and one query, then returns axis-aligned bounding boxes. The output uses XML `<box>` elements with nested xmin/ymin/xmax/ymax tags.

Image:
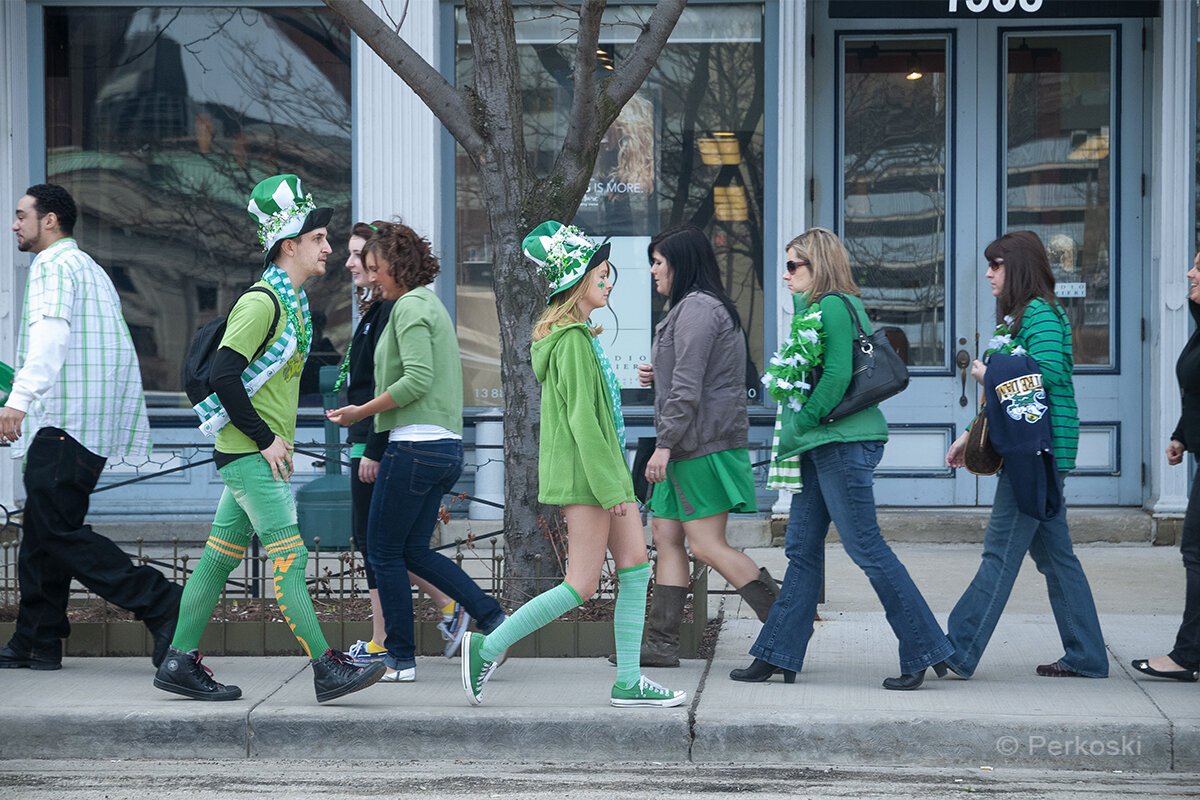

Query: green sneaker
<box><xmin>461</xmin><ymin>631</ymin><xmax>496</xmax><ymax>706</ymax></box>
<box><xmin>610</xmin><ymin>675</ymin><xmax>687</xmax><ymax>708</ymax></box>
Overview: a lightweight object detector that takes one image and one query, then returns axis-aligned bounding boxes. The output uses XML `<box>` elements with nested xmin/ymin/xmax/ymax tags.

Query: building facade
<box><xmin>0</xmin><ymin>0</ymin><xmax>1192</xmax><ymax>524</ymax></box>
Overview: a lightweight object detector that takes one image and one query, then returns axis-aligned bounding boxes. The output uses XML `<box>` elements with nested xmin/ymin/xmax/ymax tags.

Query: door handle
<box><xmin>955</xmin><ymin>349</ymin><xmax>971</xmax><ymax>407</ymax></box>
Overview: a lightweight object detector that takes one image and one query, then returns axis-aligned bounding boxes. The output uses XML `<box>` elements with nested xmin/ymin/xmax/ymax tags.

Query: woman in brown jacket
<box><xmin>634</xmin><ymin>225</ymin><xmax>777</xmax><ymax>667</ymax></box>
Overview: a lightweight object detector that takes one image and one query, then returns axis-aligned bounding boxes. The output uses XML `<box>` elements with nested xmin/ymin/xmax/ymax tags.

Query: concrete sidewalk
<box><xmin>0</xmin><ymin>544</ymin><xmax>1195</xmax><ymax>772</ymax></box>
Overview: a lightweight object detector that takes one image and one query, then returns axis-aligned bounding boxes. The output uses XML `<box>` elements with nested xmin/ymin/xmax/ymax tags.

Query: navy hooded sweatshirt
<box><xmin>984</xmin><ymin>352</ymin><xmax>1062</xmax><ymax>521</ymax></box>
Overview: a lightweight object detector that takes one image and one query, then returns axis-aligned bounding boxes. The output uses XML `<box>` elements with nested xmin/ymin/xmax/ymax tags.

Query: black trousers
<box><xmin>12</xmin><ymin>427</ymin><xmax>180</xmax><ymax>650</ymax></box>
<box><xmin>1172</xmin><ymin>471</ymin><xmax>1200</xmax><ymax>671</ymax></box>
<box><xmin>350</xmin><ymin>457</ymin><xmax>377</xmax><ymax>589</ymax></box>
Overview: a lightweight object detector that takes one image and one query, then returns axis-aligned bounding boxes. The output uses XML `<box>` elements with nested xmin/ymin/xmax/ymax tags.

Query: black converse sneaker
<box><xmin>153</xmin><ymin>648</ymin><xmax>242</xmax><ymax>701</ymax></box>
<box><xmin>312</xmin><ymin>648</ymin><xmax>386</xmax><ymax>703</ymax></box>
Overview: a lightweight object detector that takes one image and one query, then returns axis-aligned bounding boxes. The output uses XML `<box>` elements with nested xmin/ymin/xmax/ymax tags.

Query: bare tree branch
<box><xmin>604</xmin><ymin>0</ymin><xmax>687</xmax><ymax>112</ymax></box>
<box><xmin>464</xmin><ymin>0</ymin><xmax>528</xmax><ymax>175</ymax></box>
<box><xmin>322</xmin><ymin>0</ymin><xmax>483</xmax><ymax>156</ymax></box>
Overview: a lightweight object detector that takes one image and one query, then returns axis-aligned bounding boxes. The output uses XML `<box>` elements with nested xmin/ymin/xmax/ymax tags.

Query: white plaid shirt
<box><xmin>9</xmin><ymin>238</ymin><xmax>151</xmax><ymax>460</ymax></box>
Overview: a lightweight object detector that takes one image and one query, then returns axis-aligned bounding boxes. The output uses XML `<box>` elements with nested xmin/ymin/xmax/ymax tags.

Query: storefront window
<box><xmin>43</xmin><ymin>7</ymin><xmax>352</xmax><ymax>407</ymax></box>
<box><xmin>1004</xmin><ymin>33</ymin><xmax>1114</xmax><ymax>367</ymax></box>
<box><xmin>840</xmin><ymin>37</ymin><xmax>949</xmax><ymax>368</ymax></box>
<box><xmin>455</xmin><ymin>4</ymin><xmax>765</xmax><ymax>408</ymax></box>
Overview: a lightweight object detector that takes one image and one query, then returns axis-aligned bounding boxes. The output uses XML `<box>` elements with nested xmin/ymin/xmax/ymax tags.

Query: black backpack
<box><xmin>181</xmin><ymin>286</ymin><xmax>282</xmax><ymax>406</ymax></box>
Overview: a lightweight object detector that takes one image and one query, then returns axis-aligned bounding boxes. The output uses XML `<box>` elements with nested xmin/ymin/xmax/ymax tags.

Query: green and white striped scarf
<box><xmin>767</xmin><ymin>411</ymin><xmax>802</xmax><ymax>492</ymax></box>
<box><xmin>193</xmin><ymin>264</ymin><xmax>311</xmax><ymax>436</ymax></box>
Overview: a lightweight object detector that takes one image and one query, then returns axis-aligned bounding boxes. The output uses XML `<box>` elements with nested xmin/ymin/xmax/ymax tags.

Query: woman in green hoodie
<box><xmin>461</xmin><ymin>221</ymin><xmax>686</xmax><ymax>709</ymax></box>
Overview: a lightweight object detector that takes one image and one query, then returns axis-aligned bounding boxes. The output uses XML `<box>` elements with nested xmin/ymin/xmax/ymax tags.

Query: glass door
<box><xmin>814</xmin><ymin>13</ymin><xmax>1143</xmax><ymax>506</ymax></box>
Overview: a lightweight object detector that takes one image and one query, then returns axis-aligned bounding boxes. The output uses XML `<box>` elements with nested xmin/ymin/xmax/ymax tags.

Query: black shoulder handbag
<box><xmin>817</xmin><ymin>292</ymin><xmax>910</xmax><ymax>424</ymax></box>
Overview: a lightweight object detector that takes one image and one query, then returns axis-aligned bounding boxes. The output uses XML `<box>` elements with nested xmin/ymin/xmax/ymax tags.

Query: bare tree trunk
<box><xmin>323</xmin><ymin>0</ymin><xmax>689</xmax><ymax>606</ymax></box>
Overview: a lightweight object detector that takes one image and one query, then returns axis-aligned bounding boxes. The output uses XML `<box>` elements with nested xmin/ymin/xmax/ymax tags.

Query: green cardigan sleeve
<box><xmin>555</xmin><ymin>330</ymin><xmax>630</xmax><ymax>509</ymax></box>
<box><xmin>384</xmin><ymin>301</ymin><xmax>434</xmax><ymax>409</ymax></box>
<box><xmin>790</xmin><ymin>293</ymin><xmax>859</xmax><ymax>435</ymax></box>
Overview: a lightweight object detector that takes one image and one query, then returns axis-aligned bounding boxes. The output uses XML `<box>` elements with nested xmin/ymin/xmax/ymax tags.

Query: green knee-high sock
<box><xmin>480</xmin><ymin>581</ymin><xmax>583</xmax><ymax>662</ymax></box>
<box><xmin>172</xmin><ymin>527</ymin><xmax>249</xmax><ymax>652</ymax></box>
<box><xmin>262</xmin><ymin>526</ymin><xmax>329</xmax><ymax>658</ymax></box>
<box><xmin>613</xmin><ymin>562</ymin><xmax>652</xmax><ymax>688</ymax></box>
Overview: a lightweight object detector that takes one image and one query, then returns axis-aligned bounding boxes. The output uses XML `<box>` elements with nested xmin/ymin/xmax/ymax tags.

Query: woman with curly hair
<box><xmin>327</xmin><ymin>221</ymin><xmax>506</xmax><ymax>683</ymax></box>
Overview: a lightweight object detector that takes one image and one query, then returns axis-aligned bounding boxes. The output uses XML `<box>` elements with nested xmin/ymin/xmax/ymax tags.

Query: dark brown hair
<box><xmin>361</xmin><ymin>219</ymin><xmax>440</xmax><ymax>291</ymax></box>
<box><xmin>349</xmin><ymin>222</ymin><xmax>378</xmax><ymax>314</ymax></box>
<box><xmin>984</xmin><ymin>230</ymin><xmax>1059</xmax><ymax>333</ymax></box>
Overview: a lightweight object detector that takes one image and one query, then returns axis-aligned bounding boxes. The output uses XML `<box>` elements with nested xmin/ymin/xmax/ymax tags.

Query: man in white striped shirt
<box><xmin>0</xmin><ymin>184</ymin><xmax>181</xmax><ymax>672</ymax></box>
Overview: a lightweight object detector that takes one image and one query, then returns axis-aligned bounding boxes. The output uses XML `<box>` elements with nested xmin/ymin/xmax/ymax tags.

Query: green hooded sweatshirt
<box><xmin>531</xmin><ymin>323</ymin><xmax>635</xmax><ymax>509</ymax></box>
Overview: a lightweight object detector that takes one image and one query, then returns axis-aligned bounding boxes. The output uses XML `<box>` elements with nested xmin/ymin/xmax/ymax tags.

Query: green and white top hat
<box><xmin>247</xmin><ymin>174</ymin><xmax>333</xmax><ymax>266</ymax></box>
<box><xmin>522</xmin><ymin>220</ymin><xmax>611</xmax><ymax>302</ymax></box>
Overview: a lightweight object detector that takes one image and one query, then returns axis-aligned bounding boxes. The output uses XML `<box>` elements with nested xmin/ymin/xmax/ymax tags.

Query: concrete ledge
<box><xmin>770</xmin><ymin>508</ymin><xmax>1154</xmax><ymax>546</ymax></box>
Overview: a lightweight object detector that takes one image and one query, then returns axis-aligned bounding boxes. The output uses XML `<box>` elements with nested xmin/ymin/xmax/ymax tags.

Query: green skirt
<box><xmin>648</xmin><ymin>448</ymin><xmax>757</xmax><ymax>522</ymax></box>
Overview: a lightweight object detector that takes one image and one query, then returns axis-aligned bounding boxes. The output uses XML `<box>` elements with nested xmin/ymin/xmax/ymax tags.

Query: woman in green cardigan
<box><xmin>730</xmin><ymin>227</ymin><xmax>953</xmax><ymax>690</ymax></box>
<box><xmin>461</xmin><ymin>221</ymin><xmax>685</xmax><ymax>709</ymax></box>
<box><xmin>327</xmin><ymin>221</ymin><xmax>506</xmax><ymax>683</ymax></box>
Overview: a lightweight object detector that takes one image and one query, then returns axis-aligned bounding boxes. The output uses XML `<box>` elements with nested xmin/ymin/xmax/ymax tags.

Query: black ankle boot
<box><xmin>153</xmin><ymin>648</ymin><xmax>241</xmax><ymax>701</ymax></box>
<box><xmin>883</xmin><ymin>660</ymin><xmax>948</xmax><ymax>691</ymax></box>
<box><xmin>312</xmin><ymin>649</ymin><xmax>386</xmax><ymax>703</ymax></box>
<box><xmin>729</xmin><ymin>657</ymin><xmax>796</xmax><ymax>684</ymax></box>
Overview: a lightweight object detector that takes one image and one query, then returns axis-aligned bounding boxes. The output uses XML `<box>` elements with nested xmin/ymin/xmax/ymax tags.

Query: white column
<box><xmin>772</xmin><ymin>0</ymin><xmax>808</xmax><ymax>516</ymax></box>
<box><xmin>1147</xmin><ymin>1</ymin><xmax>1194</xmax><ymax>516</ymax></box>
<box><xmin>0</xmin><ymin>1</ymin><xmax>30</xmax><ymax>510</ymax></box>
<box><xmin>354</xmin><ymin>0</ymin><xmax>443</xmax><ymax>269</ymax></box>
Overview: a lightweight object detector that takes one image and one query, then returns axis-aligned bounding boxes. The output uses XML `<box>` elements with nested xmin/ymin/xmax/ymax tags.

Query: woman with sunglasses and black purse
<box><xmin>730</xmin><ymin>227</ymin><xmax>952</xmax><ymax>690</ymax></box>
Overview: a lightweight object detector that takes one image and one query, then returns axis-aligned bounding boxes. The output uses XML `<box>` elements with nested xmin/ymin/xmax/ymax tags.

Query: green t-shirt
<box><xmin>214</xmin><ymin>283</ymin><xmax>302</xmax><ymax>455</ymax></box>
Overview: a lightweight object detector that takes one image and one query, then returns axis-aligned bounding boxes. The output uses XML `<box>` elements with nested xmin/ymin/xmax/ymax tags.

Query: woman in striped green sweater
<box><xmin>944</xmin><ymin>231</ymin><xmax>1107</xmax><ymax>680</ymax></box>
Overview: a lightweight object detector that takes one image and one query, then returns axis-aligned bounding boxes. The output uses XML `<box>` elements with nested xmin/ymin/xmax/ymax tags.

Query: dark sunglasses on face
<box><xmin>785</xmin><ymin>259</ymin><xmax>810</xmax><ymax>274</ymax></box>
<box><xmin>986</xmin><ymin>258</ymin><xmax>1004</xmax><ymax>270</ymax></box>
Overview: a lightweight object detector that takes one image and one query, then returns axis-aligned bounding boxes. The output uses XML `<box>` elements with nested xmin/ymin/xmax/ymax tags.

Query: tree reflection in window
<box><xmin>44</xmin><ymin>7</ymin><xmax>351</xmax><ymax>405</ymax></box>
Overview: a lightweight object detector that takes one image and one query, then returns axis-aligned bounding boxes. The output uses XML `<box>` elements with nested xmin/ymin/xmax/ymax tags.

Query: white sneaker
<box><xmin>380</xmin><ymin>666</ymin><xmax>415</xmax><ymax>682</ymax></box>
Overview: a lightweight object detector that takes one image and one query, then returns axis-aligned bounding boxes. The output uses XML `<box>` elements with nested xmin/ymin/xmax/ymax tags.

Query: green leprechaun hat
<box><xmin>522</xmin><ymin>220</ymin><xmax>611</xmax><ymax>303</ymax></box>
<box><xmin>247</xmin><ymin>174</ymin><xmax>333</xmax><ymax>266</ymax></box>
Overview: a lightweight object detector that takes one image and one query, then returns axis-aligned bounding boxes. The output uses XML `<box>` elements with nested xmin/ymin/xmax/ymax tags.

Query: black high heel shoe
<box><xmin>882</xmin><ymin>660</ymin><xmax>948</xmax><ymax>691</ymax></box>
<box><xmin>729</xmin><ymin>658</ymin><xmax>796</xmax><ymax>684</ymax></box>
<box><xmin>1131</xmin><ymin>658</ymin><xmax>1199</xmax><ymax>683</ymax></box>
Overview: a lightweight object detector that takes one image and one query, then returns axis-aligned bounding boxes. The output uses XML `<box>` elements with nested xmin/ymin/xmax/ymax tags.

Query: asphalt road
<box><xmin>0</xmin><ymin>760</ymin><xmax>1196</xmax><ymax>799</ymax></box>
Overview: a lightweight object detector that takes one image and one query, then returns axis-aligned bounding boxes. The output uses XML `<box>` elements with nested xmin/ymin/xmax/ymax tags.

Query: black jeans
<box><xmin>350</xmin><ymin>457</ymin><xmax>377</xmax><ymax>589</ymax></box>
<box><xmin>12</xmin><ymin>428</ymin><xmax>180</xmax><ymax>650</ymax></box>
<box><xmin>1171</xmin><ymin>472</ymin><xmax>1200</xmax><ymax>671</ymax></box>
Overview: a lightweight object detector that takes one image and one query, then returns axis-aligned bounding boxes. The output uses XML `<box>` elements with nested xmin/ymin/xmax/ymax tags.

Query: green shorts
<box><xmin>648</xmin><ymin>448</ymin><xmax>757</xmax><ymax>522</ymax></box>
<box><xmin>211</xmin><ymin>453</ymin><xmax>299</xmax><ymax>537</ymax></box>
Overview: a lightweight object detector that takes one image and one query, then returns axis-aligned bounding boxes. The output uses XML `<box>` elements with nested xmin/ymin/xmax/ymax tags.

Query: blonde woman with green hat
<box><xmin>461</xmin><ymin>221</ymin><xmax>686</xmax><ymax>709</ymax></box>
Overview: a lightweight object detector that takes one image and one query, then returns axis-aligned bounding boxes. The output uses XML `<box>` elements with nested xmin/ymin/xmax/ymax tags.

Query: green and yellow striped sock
<box><xmin>171</xmin><ymin>526</ymin><xmax>249</xmax><ymax>652</ymax></box>
<box><xmin>262</xmin><ymin>525</ymin><xmax>329</xmax><ymax>658</ymax></box>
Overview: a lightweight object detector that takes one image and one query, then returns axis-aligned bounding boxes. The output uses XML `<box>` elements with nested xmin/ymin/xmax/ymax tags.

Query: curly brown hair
<box><xmin>361</xmin><ymin>220</ymin><xmax>440</xmax><ymax>290</ymax></box>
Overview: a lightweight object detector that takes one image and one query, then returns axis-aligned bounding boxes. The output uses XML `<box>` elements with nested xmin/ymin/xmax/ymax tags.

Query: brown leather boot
<box><xmin>609</xmin><ymin>583</ymin><xmax>688</xmax><ymax>668</ymax></box>
<box><xmin>736</xmin><ymin>567</ymin><xmax>779</xmax><ymax>623</ymax></box>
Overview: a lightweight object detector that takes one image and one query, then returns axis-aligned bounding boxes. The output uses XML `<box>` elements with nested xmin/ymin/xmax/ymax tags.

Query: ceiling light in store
<box><xmin>906</xmin><ymin>53</ymin><xmax>923</xmax><ymax>81</ymax></box>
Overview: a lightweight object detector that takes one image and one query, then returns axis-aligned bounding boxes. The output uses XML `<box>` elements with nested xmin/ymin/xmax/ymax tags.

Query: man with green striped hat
<box><xmin>154</xmin><ymin>174</ymin><xmax>386</xmax><ymax>703</ymax></box>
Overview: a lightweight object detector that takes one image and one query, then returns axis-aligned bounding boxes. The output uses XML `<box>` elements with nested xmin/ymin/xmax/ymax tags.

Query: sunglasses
<box><xmin>785</xmin><ymin>259</ymin><xmax>810</xmax><ymax>274</ymax></box>
<box><xmin>986</xmin><ymin>258</ymin><xmax>1005</xmax><ymax>269</ymax></box>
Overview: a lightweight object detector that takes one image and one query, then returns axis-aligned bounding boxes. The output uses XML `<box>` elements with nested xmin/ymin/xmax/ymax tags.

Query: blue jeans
<box><xmin>751</xmin><ymin>441</ymin><xmax>953</xmax><ymax>674</ymax></box>
<box><xmin>946</xmin><ymin>470</ymin><xmax>1108</xmax><ymax>678</ymax></box>
<box><xmin>368</xmin><ymin>440</ymin><xmax>505</xmax><ymax>669</ymax></box>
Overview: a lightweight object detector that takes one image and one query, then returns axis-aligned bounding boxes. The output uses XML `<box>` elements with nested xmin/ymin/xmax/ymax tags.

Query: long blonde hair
<box><xmin>533</xmin><ymin>266</ymin><xmax>605</xmax><ymax>341</ymax></box>
<box><xmin>786</xmin><ymin>227</ymin><xmax>861</xmax><ymax>301</ymax></box>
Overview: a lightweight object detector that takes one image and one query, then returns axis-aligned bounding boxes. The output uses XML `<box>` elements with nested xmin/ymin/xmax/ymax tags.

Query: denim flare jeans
<box><xmin>750</xmin><ymin>441</ymin><xmax>954</xmax><ymax>675</ymax></box>
<box><xmin>368</xmin><ymin>439</ymin><xmax>505</xmax><ymax>670</ymax></box>
<box><xmin>945</xmin><ymin>470</ymin><xmax>1108</xmax><ymax>678</ymax></box>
